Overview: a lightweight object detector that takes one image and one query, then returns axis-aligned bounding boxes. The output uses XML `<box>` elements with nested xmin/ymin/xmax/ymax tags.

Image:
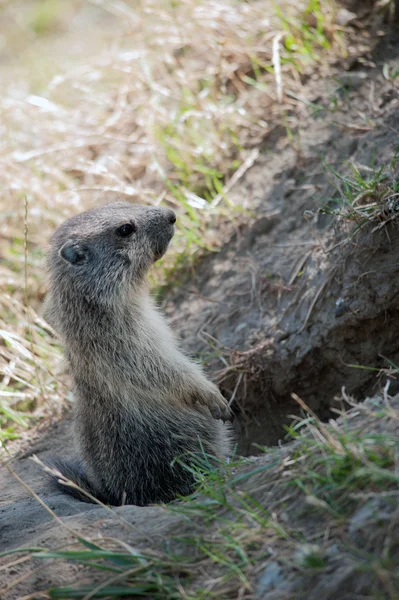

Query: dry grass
<box><xmin>0</xmin><ymin>0</ymin><xmax>360</xmax><ymax>442</ymax></box>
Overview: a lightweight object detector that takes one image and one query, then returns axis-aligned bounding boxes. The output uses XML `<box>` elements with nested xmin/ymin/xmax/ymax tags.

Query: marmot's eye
<box><xmin>116</xmin><ymin>223</ymin><xmax>136</xmax><ymax>237</ymax></box>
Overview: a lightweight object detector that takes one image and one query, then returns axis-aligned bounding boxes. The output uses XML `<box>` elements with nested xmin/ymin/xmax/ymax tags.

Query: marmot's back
<box><xmin>44</xmin><ymin>203</ymin><xmax>232</xmax><ymax>506</ymax></box>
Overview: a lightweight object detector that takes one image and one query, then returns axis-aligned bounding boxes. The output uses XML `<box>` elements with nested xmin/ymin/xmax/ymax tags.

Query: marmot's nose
<box><xmin>165</xmin><ymin>209</ymin><xmax>176</xmax><ymax>224</ymax></box>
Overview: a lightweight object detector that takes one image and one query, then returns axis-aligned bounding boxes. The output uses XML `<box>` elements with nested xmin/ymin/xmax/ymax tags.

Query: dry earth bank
<box><xmin>162</xmin><ymin>31</ymin><xmax>399</xmax><ymax>453</ymax></box>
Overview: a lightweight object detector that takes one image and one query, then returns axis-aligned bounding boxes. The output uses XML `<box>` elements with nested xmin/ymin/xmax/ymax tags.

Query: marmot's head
<box><xmin>47</xmin><ymin>202</ymin><xmax>175</xmax><ymax>304</ymax></box>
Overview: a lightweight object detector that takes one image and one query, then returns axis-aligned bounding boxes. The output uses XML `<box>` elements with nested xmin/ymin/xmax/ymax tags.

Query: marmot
<box><xmin>44</xmin><ymin>202</ymin><xmax>232</xmax><ymax>506</ymax></box>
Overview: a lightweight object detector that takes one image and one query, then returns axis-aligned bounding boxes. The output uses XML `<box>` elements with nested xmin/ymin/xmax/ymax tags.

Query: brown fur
<box><xmin>44</xmin><ymin>202</ymin><xmax>232</xmax><ymax>506</ymax></box>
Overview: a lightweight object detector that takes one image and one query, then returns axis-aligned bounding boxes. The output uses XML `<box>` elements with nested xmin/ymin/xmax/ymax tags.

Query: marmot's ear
<box><xmin>59</xmin><ymin>241</ymin><xmax>90</xmax><ymax>265</ymax></box>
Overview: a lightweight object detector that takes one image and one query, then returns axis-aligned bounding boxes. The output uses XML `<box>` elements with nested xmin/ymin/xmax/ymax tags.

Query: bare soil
<box><xmin>1</xmin><ymin>21</ymin><xmax>399</xmax><ymax>600</ymax></box>
<box><xmin>163</xmin><ymin>31</ymin><xmax>399</xmax><ymax>453</ymax></box>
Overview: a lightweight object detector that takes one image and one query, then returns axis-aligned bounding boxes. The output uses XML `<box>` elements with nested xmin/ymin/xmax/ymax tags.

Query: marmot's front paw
<box><xmin>193</xmin><ymin>388</ymin><xmax>232</xmax><ymax>422</ymax></box>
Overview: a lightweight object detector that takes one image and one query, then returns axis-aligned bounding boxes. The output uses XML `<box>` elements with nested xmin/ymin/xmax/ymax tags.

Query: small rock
<box><xmin>256</xmin><ymin>561</ymin><xmax>284</xmax><ymax>596</ymax></box>
<box><xmin>235</xmin><ymin>322</ymin><xmax>248</xmax><ymax>334</ymax></box>
<box><xmin>336</xmin><ymin>8</ymin><xmax>357</xmax><ymax>26</ymax></box>
<box><xmin>349</xmin><ymin>498</ymin><xmax>392</xmax><ymax>537</ymax></box>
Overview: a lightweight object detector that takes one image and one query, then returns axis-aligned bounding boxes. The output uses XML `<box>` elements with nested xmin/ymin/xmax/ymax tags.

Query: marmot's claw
<box><xmin>191</xmin><ymin>387</ymin><xmax>232</xmax><ymax>422</ymax></box>
<box><xmin>210</xmin><ymin>406</ymin><xmax>221</xmax><ymax>420</ymax></box>
<box><xmin>210</xmin><ymin>404</ymin><xmax>232</xmax><ymax>423</ymax></box>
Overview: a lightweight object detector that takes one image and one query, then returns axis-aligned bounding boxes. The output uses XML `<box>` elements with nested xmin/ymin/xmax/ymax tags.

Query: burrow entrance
<box><xmin>221</xmin><ymin>223</ymin><xmax>399</xmax><ymax>455</ymax></box>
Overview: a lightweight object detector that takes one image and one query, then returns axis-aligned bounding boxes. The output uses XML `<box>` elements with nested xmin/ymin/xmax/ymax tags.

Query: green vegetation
<box><xmin>276</xmin><ymin>0</ymin><xmax>335</xmax><ymax>67</ymax></box>
<box><xmin>2</xmin><ymin>397</ymin><xmax>397</xmax><ymax>598</ymax></box>
<box><xmin>321</xmin><ymin>155</ymin><xmax>399</xmax><ymax>233</ymax></box>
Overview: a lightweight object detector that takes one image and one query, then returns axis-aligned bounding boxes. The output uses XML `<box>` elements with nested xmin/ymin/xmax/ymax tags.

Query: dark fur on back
<box><xmin>44</xmin><ymin>203</ymin><xmax>231</xmax><ymax>506</ymax></box>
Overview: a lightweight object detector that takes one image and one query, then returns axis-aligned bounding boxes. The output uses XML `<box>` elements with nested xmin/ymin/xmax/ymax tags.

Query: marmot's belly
<box><xmin>78</xmin><ymin>404</ymin><xmax>229</xmax><ymax>506</ymax></box>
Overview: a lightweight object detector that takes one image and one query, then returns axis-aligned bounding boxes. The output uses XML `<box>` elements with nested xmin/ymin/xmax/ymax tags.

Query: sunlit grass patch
<box><xmin>0</xmin><ymin>0</ymin><xmax>357</xmax><ymax>437</ymax></box>
<box><xmin>0</xmin><ymin>0</ymin><xmax>352</xmax><ymax>277</ymax></box>
<box><xmin>288</xmin><ymin>421</ymin><xmax>398</xmax><ymax>516</ymax></box>
<box><xmin>276</xmin><ymin>0</ymin><xmax>337</xmax><ymax>67</ymax></box>
<box><xmin>0</xmin><ymin>294</ymin><xmax>66</xmax><ymax>445</ymax></box>
<box><xmin>320</xmin><ymin>156</ymin><xmax>399</xmax><ymax>233</ymax></box>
